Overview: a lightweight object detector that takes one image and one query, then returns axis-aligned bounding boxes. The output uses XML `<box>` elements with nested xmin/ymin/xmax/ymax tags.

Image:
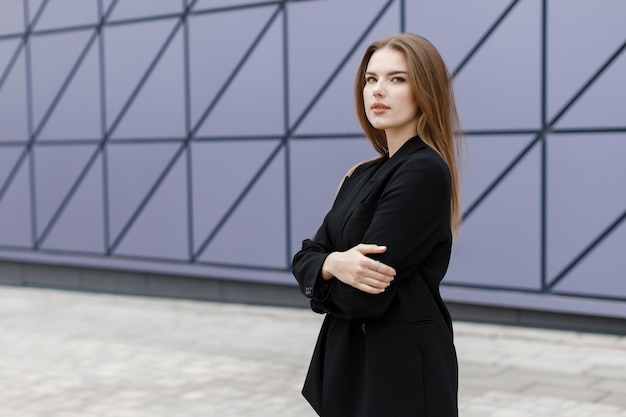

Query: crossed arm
<box><xmin>292</xmin><ymin>155</ymin><xmax>450</xmax><ymax>319</ymax></box>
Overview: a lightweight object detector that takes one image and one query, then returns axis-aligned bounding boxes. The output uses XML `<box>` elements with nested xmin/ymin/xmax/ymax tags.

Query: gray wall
<box><xmin>0</xmin><ymin>0</ymin><xmax>624</xmax><ymax>321</ymax></box>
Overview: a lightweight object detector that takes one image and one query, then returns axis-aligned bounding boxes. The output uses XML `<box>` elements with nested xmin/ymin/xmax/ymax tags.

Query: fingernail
<box><xmin>380</xmin><ymin>288</ymin><xmax>385</xmax><ymax>293</ymax></box>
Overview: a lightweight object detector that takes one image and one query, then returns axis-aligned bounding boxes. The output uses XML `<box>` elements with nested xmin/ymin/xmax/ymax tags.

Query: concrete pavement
<box><xmin>0</xmin><ymin>285</ymin><xmax>624</xmax><ymax>417</ymax></box>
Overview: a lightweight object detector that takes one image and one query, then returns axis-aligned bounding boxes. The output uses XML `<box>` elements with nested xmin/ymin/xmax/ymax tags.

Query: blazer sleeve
<box><xmin>292</xmin><ymin>161</ymin><xmax>377</xmax><ymax>307</ymax></box>
<box><xmin>310</xmin><ymin>154</ymin><xmax>451</xmax><ymax>320</ymax></box>
<box><xmin>291</xmin><ymin>216</ymin><xmax>333</xmax><ymax>303</ymax></box>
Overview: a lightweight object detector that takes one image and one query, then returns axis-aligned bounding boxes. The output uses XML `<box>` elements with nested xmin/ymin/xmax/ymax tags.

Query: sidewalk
<box><xmin>0</xmin><ymin>285</ymin><xmax>624</xmax><ymax>417</ymax></box>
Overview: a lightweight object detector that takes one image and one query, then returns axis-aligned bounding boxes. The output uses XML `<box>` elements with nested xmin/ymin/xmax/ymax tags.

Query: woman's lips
<box><xmin>371</xmin><ymin>103</ymin><xmax>390</xmax><ymax>114</ymax></box>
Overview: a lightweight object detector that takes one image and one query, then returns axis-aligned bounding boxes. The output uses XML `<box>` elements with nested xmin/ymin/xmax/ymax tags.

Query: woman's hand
<box><xmin>321</xmin><ymin>244</ymin><xmax>396</xmax><ymax>294</ymax></box>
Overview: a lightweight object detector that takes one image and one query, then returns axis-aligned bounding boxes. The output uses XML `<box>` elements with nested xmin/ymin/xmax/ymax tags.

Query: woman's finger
<box><xmin>355</xmin><ymin>244</ymin><xmax>387</xmax><ymax>255</ymax></box>
<box><xmin>358</xmin><ymin>283</ymin><xmax>386</xmax><ymax>294</ymax></box>
<box><xmin>366</xmin><ymin>259</ymin><xmax>396</xmax><ymax>278</ymax></box>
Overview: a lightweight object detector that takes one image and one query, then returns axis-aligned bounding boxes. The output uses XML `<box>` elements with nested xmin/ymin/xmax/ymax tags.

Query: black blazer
<box><xmin>292</xmin><ymin>136</ymin><xmax>458</xmax><ymax>417</ymax></box>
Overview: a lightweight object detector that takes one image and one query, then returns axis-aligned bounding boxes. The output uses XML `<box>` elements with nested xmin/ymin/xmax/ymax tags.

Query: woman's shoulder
<box><xmin>334</xmin><ymin>156</ymin><xmax>383</xmax><ymax>196</ymax></box>
<box><xmin>405</xmin><ymin>145</ymin><xmax>449</xmax><ymax>171</ymax></box>
<box><xmin>346</xmin><ymin>156</ymin><xmax>384</xmax><ymax>178</ymax></box>
<box><xmin>396</xmin><ymin>147</ymin><xmax>451</xmax><ymax>185</ymax></box>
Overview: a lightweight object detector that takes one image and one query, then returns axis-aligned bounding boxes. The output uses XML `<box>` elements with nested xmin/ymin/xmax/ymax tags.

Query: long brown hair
<box><xmin>354</xmin><ymin>33</ymin><xmax>463</xmax><ymax>234</ymax></box>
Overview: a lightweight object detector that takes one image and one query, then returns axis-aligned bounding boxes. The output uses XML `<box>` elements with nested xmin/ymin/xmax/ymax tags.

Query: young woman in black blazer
<box><xmin>292</xmin><ymin>33</ymin><xmax>463</xmax><ymax>417</ymax></box>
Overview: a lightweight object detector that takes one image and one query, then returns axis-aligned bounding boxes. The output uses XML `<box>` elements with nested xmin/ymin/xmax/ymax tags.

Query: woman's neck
<box><xmin>386</xmin><ymin>131</ymin><xmax>415</xmax><ymax>157</ymax></box>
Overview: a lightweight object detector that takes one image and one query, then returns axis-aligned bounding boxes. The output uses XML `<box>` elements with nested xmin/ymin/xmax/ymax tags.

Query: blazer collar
<box><xmin>342</xmin><ymin>136</ymin><xmax>427</xmax><ymax>217</ymax></box>
<box><xmin>368</xmin><ymin>135</ymin><xmax>427</xmax><ymax>183</ymax></box>
<box><xmin>386</xmin><ymin>135</ymin><xmax>428</xmax><ymax>161</ymax></box>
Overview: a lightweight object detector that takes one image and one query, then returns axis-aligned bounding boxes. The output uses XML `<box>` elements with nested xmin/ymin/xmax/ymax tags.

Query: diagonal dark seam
<box><xmin>107</xmin><ymin>21</ymin><xmax>185</xmax><ymax>136</ymax></box>
<box><xmin>543</xmin><ymin>43</ymin><xmax>626</xmax><ymax>287</ymax></box>
<box><xmin>108</xmin><ymin>142</ymin><xmax>186</xmax><ymax>252</ymax></box>
<box><xmin>110</xmin><ymin>4</ymin><xmax>280</xmax><ymax>256</ymax></box>
<box><xmin>0</xmin><ymin>0</ymin><xmax>52</xmax><ymax>204</ymax></box>
<box><xmin>288</xmin><ymin>0</ymin><xmax>395</xmax><ymax>135</ymax></box>
<box><xmin>462</xmin><ymin>41</ymin><xmax>626</xmax><ymax>223</ymax></box>
<box><xmin>191</xmin><ymin>0</ymin><xmax>283</xmax><ymax>16</ymax></box>
<box><xmin>41</xmin><ymin>0</ymin><xmax>194</xmax><ymax>250</ymax></box>
<box><xmin>190</xmin><ymin>6</ymin><xmax>282</xmax><ymax>135</ymax></box>
<box><xmin>548</xmin><ymin>208</ymin><xmax>626</xmax><ymax>290</ymax></box>
<box><xmin>193</xmin><ymin>140</ymin><xmax>286</xmax><ymax>260</ymax></box>
<box><xmin>30</xmin><ymin>0</ymin><xmax>124</xmax><ymax>247</ymax></box>
<box><xmin>0</xmin><ymin>0</ymin><xmax>49</xmax><ymax>218</ymax></box>
<box><xmin>192</xmin><ymin>0</ymin><xmax>394</xmax><ymax>263</ymax></box>
<box><xmin>0</xmin><ymin>41</ymin><xmax>25</xmax><ymax>91</ymax></box>
<box><xmin>452</xmin><ymin>0</ymin><xmax>521</xmax><ymax>77</ymax></box>
<box><xmin>32</xmin><ymin>31</ymin><xmax>99</xmax><ymax>139</ymax></box>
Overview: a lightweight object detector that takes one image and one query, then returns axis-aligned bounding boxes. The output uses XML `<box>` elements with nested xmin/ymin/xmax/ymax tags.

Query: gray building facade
<box><xmin>0</xmin><ymin>0</ymin><xmax>624</xmax><ymax>331</ymax></box>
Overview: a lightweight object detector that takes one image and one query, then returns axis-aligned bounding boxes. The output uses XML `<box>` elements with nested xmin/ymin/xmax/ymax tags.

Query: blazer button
<box><xmin>361</xmin><ymin>323</ymin><xmax>366</xmax><ymax>334</ymax></box>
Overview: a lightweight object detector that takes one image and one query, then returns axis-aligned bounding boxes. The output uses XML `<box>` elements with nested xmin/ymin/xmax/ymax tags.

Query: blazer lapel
<box><xmin>340</xmin><ymin>136</ymin><xmax>428</xmax><ymax>223</ymax></box>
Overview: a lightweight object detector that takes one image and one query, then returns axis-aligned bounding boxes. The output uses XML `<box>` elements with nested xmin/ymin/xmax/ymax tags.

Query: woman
<box><xmin>292</xmin><ymin>33</ymin><xmax>462</xmax><ymax>417</ymax></box>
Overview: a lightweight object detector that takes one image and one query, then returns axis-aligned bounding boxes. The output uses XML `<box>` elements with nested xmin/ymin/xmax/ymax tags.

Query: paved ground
<box><xmin>0</xmin><ymin>285</ymin><xmax>625</xmax><ymax>417</ymax></box>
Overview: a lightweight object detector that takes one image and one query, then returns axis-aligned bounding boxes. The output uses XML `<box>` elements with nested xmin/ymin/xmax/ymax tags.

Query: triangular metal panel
<box><xmin>552</xmin><ymin>219</ymin><xmax>626</xmax><ymax>299</ymax></box>
<box><xmin>0</xmin><ymin>147</ymin><xmax>23</xmax><ymax>188</ymax></box>
<box><xmin>287</xmin><ymin>0</ymin><xmax>389</xmax><ymax>132</ymax></box>
<box><xmin>197</xmin><ymin>144</ymin><xmax>287</xmax><ymax>268</ymax></box>
<box><xmin>293</xmin><ymin>0</ymin><xmax>400</xmax><ymax>135</ymax></box>
<box><xmin>190</xmin><ymin>139</ymin><xmax>280</xmax><ymax>255</ymax></box>
<box><xmin>33</xmin><ymin>144</ymin><xmax>99</xmax><ymax>241</ymax></box>
<box><xmin>112</xmin><ymin>24</ymin><xmax>186</xmax><ymax>139</ymax></box>
<box><xmin>113</xmin><ymin>147</ymin><xmax>188</xmax><ymax>260</ymax></box>
<box><xmin>194</xmin><ymin>8</ymin><xmax>283</xmax><ymax>136</ymax></box>
<box><xmin>552</xmin><ymin>51</ymin><xmax>626</xmax><ymax>129</ymax></box>
<box><xmin>193</xmin><ymin>0</ymin><xmax>269</xmax><ymax>10</ymax></box>
<box><xmin>462</xmin><ymin>135</ymin><xmax>536</xmax><ymax>212</ymax></box>
<box><xmin>41</xmin><ymin>151</ymin><xmax>105</xmax><ymax>254</ymax></box>
<box><xmin>0</xmin><ymin>152</ymin><xmax>32</xmax><ymax>247</ymax></box>
<box><xmin>452</xmin><ymin>0</ymin><xmax>541</xmax><ymax>131</ymax></box>
<box><xmin>101</xmin><ymin>0</ymin><xmax>117</xmax><ymax>16</ymax></box>
<box><xmin>187</xmin><ymin>5</ymin><xmax>276</xmax><ymax>134</ymax></box>
<box><xmin>38</xmin><ymin>35</ymin><xmax>102</xmax><ymax>140</ymax></box>
<box><xmin>405</xmin><ymin>0</ymin><xmax>515</xmax><ymax>72</ymax></box>
<box><xmin>104</xmin><ymin>18</ymin><xmax>180</xmax><ymax>135</ymax></box>
<box><xmin>108</xmin><ymin>0</ymin><xmax>182</xmax><ymax>21</ymax></box>
<box><xmin>29</xmin><ymin>29</ymin><xmax>95</xmax><ymax>134</ymax></box>
<box><xmin>0</xmin><ymin>49</ymin><xmax>28</xmax><ymax>142</ymax></box>
<box><xmin>35</xmin><ymin>0</ymin><xmax>98</xmax><ymax>31</ymax></box>
<box><xmin>446</xmin><ymin>143</ymin><xmax>542</xmax><ymax>289</ymax></box>
<box><xmin>0</xmin><ymin>2</ymin><xmax>24</xmax><ymax>35</ymax></box>
<box><xmin>547</xmin><ymin>133</ymin><xmax>626</xmax><ymax>281</ymax></box>
<box><xmin>547</xmin><ymin>0</ymin><xmax>626</xmax><ymax>122</ymax></box>
<box><xmin>106</xmin><ymin>142</ymin><xmax>180</xmax><ymax>243</ymax></box>
<box><xmin>27</xmin><ymin>0</ymin><xmax>46</xmax><ymax>25</ymax></box>
<box><xmin>0</xmin><ymin>39</ymin><xmax>21</xmax><ymax>76</ymax></box>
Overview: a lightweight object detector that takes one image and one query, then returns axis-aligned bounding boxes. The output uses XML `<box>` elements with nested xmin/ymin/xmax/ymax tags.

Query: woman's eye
<box><xmin>366</xmin><ymin>76</ymin><xmax>377</xmax><ymax>83</ymax></box>
<box><xmin>391</xmin><ymin>77</ymin><xmax>405</xmax><ymax>83</ymax></box>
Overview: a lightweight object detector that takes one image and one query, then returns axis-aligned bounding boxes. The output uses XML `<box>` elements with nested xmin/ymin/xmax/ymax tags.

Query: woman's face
<box><xmin>363</xmin><ymin>47</ymin><xmax>418</xmax><ymax>140</ymax></box>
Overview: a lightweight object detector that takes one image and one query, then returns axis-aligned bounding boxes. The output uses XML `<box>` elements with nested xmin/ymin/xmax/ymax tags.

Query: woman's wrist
<box><xmin>321</xmin><ymin>252</ymin><xmax>336</xmax><ymax>280</ymax></box>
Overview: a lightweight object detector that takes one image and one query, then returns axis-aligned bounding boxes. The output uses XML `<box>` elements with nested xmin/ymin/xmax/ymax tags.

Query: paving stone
<box><xmin>600</xmin><ymin>393</ymin><xmax>626</xmax><ymax>409</ymax></box>
<box><xmin>0</xmin><ymin>285</ymin><xmax>624</xmax><ymax>417</ymax></box>
<box><xmin>520</xmin><ymin>383</ymin><xmax>608</xmax><ymax>402</ymax></box>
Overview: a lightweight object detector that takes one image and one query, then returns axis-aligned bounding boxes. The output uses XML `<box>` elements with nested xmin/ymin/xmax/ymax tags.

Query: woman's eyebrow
<box><xmin>365</xmin><ymin>70</ymin><xmax>408</xmax><ymax>76</ymax></box>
